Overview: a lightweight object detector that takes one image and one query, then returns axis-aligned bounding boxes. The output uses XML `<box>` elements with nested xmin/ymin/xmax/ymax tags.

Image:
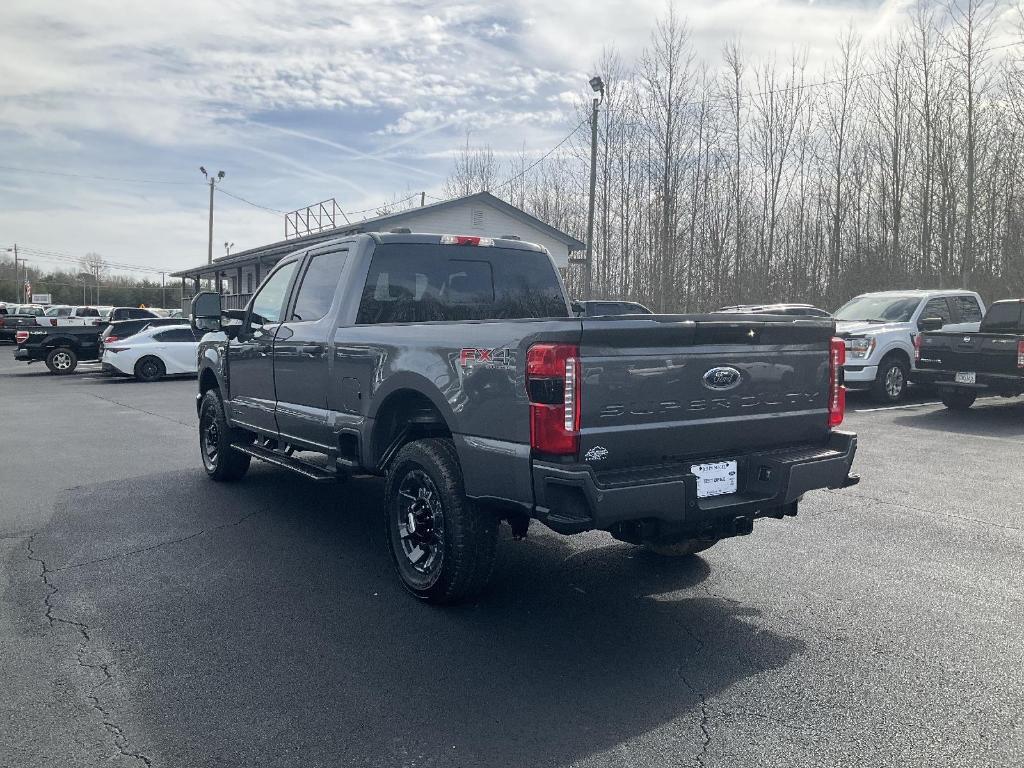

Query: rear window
<box><xmin>954</xmin><ymin>295</ymin><xmax>983</xmax><ymax>323</ymax></box>
<box><xmin>980</xmin><ymin>302</ymin><xmax>1022</xmax><ymax>334</ymax></box>
<box><xmin>355</xmin><ymin>244</ymin><xmax>567</xmax><ymax>324</ymax></box>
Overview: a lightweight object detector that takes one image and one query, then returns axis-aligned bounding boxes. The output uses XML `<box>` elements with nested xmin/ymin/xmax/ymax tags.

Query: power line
<box><xmin>493</xmin><ymin>117</ymin><xmax>589</xmax><ymax>191</ymax></box>
<box><xmin>216</xmin><ymin>186</ymin><xmax>286</xmax><ymax>215</ymax></box>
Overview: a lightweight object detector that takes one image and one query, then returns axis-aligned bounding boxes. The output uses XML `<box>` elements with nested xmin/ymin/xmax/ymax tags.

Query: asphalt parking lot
<box><xmin>1</xmin><ymin>351</ymin><xmax>1022</xmax><ymax>768</ymax></box>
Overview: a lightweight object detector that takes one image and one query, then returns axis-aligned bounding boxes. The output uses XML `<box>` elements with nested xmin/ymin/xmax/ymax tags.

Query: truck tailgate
<box><xmin>919</xmin><ymin>332</ymin><xmax>1021</xmax><ymax>375</ymax></box>
<box><xmin>579</xmin><ymin>315</ymin><xmax>834</xmax><ymax>471</ymax></box>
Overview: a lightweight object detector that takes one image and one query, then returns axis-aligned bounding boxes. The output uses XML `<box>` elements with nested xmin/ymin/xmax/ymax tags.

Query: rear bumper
<box><xmin>532</xmin><ymin>431</ymin><xmax>858</xmax><ymax>536</ymax></box>
<box><xmin>911</xmin><ymin>369</ymin><xmax>1024</xmax><ymax>395</ymax></box>
<box><xmin>14</xmin><ymin>347</ymin><xmax>40</xmax><ymax>361</ymax></box>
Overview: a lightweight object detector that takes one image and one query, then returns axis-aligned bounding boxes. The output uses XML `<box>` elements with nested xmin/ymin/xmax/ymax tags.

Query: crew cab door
<box><xmin>227</xmin><ymin>259</ymin><xmax>299</xmax><ymax>434</ymax></box>
<box><xmin>273</xmin><ymin>247</ymin><xmax>349</xmax><ymax>450</ymax></box>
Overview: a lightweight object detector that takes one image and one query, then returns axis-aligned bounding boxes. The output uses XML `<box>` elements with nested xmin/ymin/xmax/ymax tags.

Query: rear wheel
<box><xmin>940</xmin><ymin>390</ymin><xmax>976</xmax><ymax>411</ymax></box>
<box><xmin>871</xmin><ymin>354</ymin><xmax>909</xmax><ymax>403</ymax></box>
<box><xmin>385</xmin><ymin>438</ymin><xmax>498</xmax><ymax>604</ymax></box>
<box><xmin>45</xmin><ymin>347</ymin><xmax>77</xmax><ymax>375</ymax></box>
<box><xmin>198</xmin><ymin>390</ymin><xmax>251</xmax><ymax>481</ymax></box>
<box><xmin>645</xmin><ymin>537</ymin><xmax>719</xmax><ymax>557</ymax></box>
<box><xmin>134</xmin><ymin>356</ymin><xmax>165</xmax><ymax>382</ymax></box>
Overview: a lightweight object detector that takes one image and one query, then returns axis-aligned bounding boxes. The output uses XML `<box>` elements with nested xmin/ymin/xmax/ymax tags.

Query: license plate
<box><xmin>955</xmin><ymin>371</ymin><xmax>976</xmax><ymax>385</ymax></box>
<box><xmin>692</xmin><ymin>460</ymin><xmax>738</xmax><ymax>499</ymax></box>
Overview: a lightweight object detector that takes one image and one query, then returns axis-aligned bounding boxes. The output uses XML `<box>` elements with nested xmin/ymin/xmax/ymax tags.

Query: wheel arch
<box><xmin>367</xmin><ymin>385</ymin><xmax>454</xmax><ymax>472</ymax></box>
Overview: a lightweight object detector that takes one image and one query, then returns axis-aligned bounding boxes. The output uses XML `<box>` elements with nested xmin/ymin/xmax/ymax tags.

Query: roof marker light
<box><xmin>440</xmin><ymin>235</ymin><xmax>494</xmax><ymax>247</ymax></box>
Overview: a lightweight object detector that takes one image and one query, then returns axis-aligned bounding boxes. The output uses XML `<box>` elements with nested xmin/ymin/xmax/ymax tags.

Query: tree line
<box><xmin>445</xmin><ymin>0</ymin><xmax>1024</xmax><ymax>312</ymax></box>
<box><xmin>0</xmin><ymin>255</ymin><xmax>179</xmax><ymax>309</ymax></box>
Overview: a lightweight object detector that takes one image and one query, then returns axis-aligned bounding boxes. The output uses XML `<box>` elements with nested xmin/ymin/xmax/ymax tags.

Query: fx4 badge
<box><xmin>585</xmin><ymin>445</ymin><xmax>609</xmax><ymax>462</ymax></box>
<box><xmin>459</xmin><ymin>347</ymin><xmax>513</xmax><ymax>368</ymax></box>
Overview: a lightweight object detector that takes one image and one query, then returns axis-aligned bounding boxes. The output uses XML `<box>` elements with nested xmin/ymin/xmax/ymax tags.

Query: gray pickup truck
<box><xmin>191</xmin><ymin>232</ymin><xmax>858</xmax><ymax>603</ymax></box>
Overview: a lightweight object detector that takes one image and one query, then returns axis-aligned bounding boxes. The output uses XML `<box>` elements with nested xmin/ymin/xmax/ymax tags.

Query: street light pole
<box><xmin>585</xmin><ymin>76</ymin><xmax>604</xmax><ymax>301</ymax></box>
<box><xmin>200</xmin><ymin>167</ymin><xmax>226</xmax><ymax>266</ymax></box>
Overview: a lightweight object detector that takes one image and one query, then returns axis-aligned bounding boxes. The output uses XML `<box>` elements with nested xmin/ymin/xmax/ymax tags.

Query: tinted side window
<box><xmin>356</xmin><ymin>244</ymin><xmax>567</xmax><ymax>324</ymax></box>
<box><xmin>291</xmin><ymin>251</ymin><xmax>348</xmax><ymax>322</ymax></box>
<box><xmin>921</xmin><ymin>298</ymin><xmax>952</xmax><ymax>326</ymax></box>
<box><xmin>250</xmin><ymin>261</ymin><xmax>298</xmax><ymax>325</ymax></box>
<box><xmin>953</xmin><ymin>295</ymin><xmax>983</xmax><ymax>323</ymax></box>
<box><xmin>154</xmin><ymin>328</ymin><xmax>197</xmax><ymax>342</ymax></box>
<box><xmin>980</xmin><ymin>302</ymin><xmax>1022</xmax><ymax>333</ymax></box>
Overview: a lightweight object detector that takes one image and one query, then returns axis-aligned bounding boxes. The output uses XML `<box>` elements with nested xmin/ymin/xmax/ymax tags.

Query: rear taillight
<box><xmin>15</xmin><ymin>331</ymin><xmax>29</xmax><ymax>344</ymax></box>
<box><xmin>828</xmin><ymin>337</ymin><xmax>846</xmax><ymax>427</ymax></box>
<box><xmin>50</xmin><ymin>319</ymin><xmax>58</xmax><ymax>326</ymax></box>
<box><xmin>526</xmin><ymin>343</ymin><xmax>580</xmax><ymax>456</ymax></box>
<box><xmin>103</xmin><ymin>336</ymin><xmax>118</xmax><ymax>344</ymax></box>
<box><xmin>1018</xmin><ymin>340</ymin><xmax>1024</xmax><ymax>369</ymax></box>
<box><xmin>913</xmin><ymin>333</ymin><xmax>923</xmax><ymax>364</ymax></box>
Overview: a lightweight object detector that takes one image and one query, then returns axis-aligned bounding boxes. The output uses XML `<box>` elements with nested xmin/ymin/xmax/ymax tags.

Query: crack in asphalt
<box><xmin>826</xmin><ymin>489</ymin><xmax>1022</xmax><ymax>532</ymax></box>
<box><xmin>26</xmin><ymin>534</ymin><xmax>154</xmax><ymax>767</ymax></box>
<box><xmin>86</xmin><ymin>391</ymin><xmax>194</xmax><ymax>429</ymax></box>
<box><xmin>57</xmin><ymin>509</ymin><xmax>262</xmax><ymax>571</ymax></box>
<box><xmin>677</xmin><ymin>669</ymin><xmax>712</xmax><ymax>768</ymax></box>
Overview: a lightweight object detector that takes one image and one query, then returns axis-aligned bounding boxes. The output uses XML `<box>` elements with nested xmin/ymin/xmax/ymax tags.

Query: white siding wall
<box><xmin>381</xmin><ymin>201</ymin><xmax>571</xmax><ymax>268</ymax></box>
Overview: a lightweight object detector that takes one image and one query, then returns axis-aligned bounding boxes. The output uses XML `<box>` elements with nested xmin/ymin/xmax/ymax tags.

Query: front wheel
<box><xmin>198</xmin><ymin>390</ymin><xmax>251</xmax><ymax>481</ymax></box>
<box><xmin>940</xmin><ymin>390</ymin><xmax>976</xmax><ymax>411</ymax></box>
<box><xmin>385</xmin><ymin>439</ymin><xmax>498</xmax><ymax>604</ymax></box>
<box><xmin>871</xmin><ymin>355</ymin><xmax>909</xmax><ymax>403</ymax></box>
<box><xmin>45</xmin><ymin>347</ymin><xmax>78</xmax><ymax>375</ymax></box>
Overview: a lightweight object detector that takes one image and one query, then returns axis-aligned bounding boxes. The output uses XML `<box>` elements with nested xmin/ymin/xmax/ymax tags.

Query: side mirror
<box><xmin>918</xmin><ymin>316</ymin><xmax>943</xmax><ymax>332</ymax></box>
<box><xmin>570</xmin><ymin>300</ymin><xmax>584</xmax><ymax>317</ymax></box>
<box><xmin>190</xmin><ymin>291</ymin><xmax>222</xmax><ymax>334</ymax></box>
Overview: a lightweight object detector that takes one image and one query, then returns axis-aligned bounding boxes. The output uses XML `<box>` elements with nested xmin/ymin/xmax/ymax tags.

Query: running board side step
<box><xmin>231</xmin><ymin>442</ymin><xmax>337</xmax><ymax>482</ymax></box>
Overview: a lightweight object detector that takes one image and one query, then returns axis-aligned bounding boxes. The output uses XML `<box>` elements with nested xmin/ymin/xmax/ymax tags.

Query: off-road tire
<box><xmin>45</xmin><ymin>347</ymin><xmax>78</xmax><ymax>375</ymax></box>
<box><xmin>384</xmin><ymin>438</ymin><xmax>498</xmax><ymax>604</ymax></box>
<box><xmin>940</xmin><ymin>390</ymin><xmax>977</xmax><ymax>411</ymax></box>
<box><xmin>198</xmin><ymin>390</ymin><xmax>251</xmax><ymax>481</ymax></box>
<box><xmin>645</xmin><ymin>537</ymin><xmax>719</xmax><ymax>557</ymax></box>
<box><xmin>871</xmin><ymin>354</ymin><xmax>909</xmax><ymax>404</ymax></box>
<box><xmin>134</xmin><ymin>356</ymin><xmax>165</xmax><ymax>383</ymax></box>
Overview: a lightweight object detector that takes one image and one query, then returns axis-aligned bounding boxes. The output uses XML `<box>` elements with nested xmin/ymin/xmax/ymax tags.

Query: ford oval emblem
<box><xmin>702</xmin><ymin>366</ymin><xmax>742</xmax><ymax>391</ymax></box>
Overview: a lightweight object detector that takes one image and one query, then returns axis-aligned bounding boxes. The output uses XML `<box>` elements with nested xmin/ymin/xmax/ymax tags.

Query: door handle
<box><xmin>300</xmin><ymin>344</ymin><xmax>324</xmax><ymax>356</ymax></box>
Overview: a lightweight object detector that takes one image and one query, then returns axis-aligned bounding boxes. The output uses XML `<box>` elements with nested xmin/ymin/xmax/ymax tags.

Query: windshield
<box><xmin>834</xmin><ymin>295</ymin><xmax>920</xmax><ymax>323</ymax></box>
<box><xmin>44</xmin><ymin>306</ymin><xmax>72</xmax><ymax>317</ymax></box>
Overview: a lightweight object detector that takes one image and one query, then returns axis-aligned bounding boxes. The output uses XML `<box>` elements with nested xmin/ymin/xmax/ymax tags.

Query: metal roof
<box><xmin>171</xmin><ymin>191</ymin><xmax>584</xmax><ymax>278</ymax></box>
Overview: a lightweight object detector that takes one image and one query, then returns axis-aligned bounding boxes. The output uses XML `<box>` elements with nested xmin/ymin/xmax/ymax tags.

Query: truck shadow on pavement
<box><xmin>24</xmin><ymin>467</ymin><xmax>805</xmax><ymax>768</ymax></box>
<box><xmin>890</xmin><ymin>398</ymin><xmax>1024</xmax><ymax>438</ymax></box>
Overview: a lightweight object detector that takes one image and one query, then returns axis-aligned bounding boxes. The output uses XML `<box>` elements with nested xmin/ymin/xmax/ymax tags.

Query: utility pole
<box><xmin>160</xmin><ymin>272</ymin><xmax>166</xmax><ymax>308</ymax></box>
<box><xmin>420</xmin><ymin>191</ymin><xmax>426</xmax><ymax>207</ymax></box>
<box><xmin>199</xmin><ymin>167</ymin><xmax>226</xmax><ymax>265</ymax></box>
<box><xmin>585</xmin><ymin>76</ymin><xmax>605</xmax><ymax>301</ymax></box>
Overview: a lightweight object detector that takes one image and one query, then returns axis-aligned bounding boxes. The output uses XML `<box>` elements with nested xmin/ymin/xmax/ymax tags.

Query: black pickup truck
<box><xmin>913</xmin><ymin>299</ymin><xmax>1024</xmax><ymax>409</ymax></box>
<box><xmin>191</xmin><ymin>232</ymin><xmax>859</xmax><ymax>603</ymax></box>
<box><xmin>14</xmin><ymin>326</ymin><xmax>103</xmax><ymax>374</ymax></box>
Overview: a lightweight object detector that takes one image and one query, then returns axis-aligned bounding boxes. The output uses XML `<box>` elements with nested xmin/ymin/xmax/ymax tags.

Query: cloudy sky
<box><xmin>0</xmin><ymin>0</ymin><xmax>897</xmax><ymax>278</ymax></box>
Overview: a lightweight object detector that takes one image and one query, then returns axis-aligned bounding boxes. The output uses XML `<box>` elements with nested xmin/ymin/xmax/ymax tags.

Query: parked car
<box><xmin>33</xmin><ymin>305</ymin><xmax>157</xmax><ymax>328</ymax></box>
<box><xmin>833</xmin><ymin>289</ymin><xmax>986</xmax><ymax>403</ymax></box>
<box><xmin>190</xmin><ymin>231</ymin><xmax>858</xmax><ymax>604</ymax></box>
<box><xmin>0</xmin><ymin>305</ymin><xmax>46</xmax><ymax>341</ymax></box>
<box><xmin>102</xmin><ymin>324</ymin><xmax>200</xmax><ymax>382</ymax></box>
<box><xmin>13</xmin><ymin>326</ymin><xmax>103</xmax><ymax>374</ymax></box>
<box><xmin>571</xmin><ymin>300</ymin><xmax>653</xmax><ymax>317</ymax></box>
<box><xmin>912</xmin><ymin>299</ymin><xmax>1024</xmax><ymax>410</ymax></box>
<box><xmin>98</xmin><ymin>317</ymin><xmax>186</xmax><ymax>354</ymax></box>
<box><xmin>717</xmin><ymin>303</ymin><xmax>832</xmax><ymax>317</ymax></box>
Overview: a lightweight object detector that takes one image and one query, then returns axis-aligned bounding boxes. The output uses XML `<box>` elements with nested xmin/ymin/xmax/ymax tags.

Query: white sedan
<box><xmin>101</xmin><ymin>324</ymin><xmax>199</xmax><ymax>382</ymax></box>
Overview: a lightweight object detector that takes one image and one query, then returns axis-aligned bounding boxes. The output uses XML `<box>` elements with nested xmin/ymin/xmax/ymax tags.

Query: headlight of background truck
<box><xmin>845</xmin><ymin>337</ymin><xmax>876</xmax><ymax>359</ymax></box>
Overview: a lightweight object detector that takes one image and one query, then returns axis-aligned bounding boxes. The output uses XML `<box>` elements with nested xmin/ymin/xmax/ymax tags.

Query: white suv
<box><xmin>834</xmin><ymin>289</ymin><xmax>986</xmax><ymax>403</ymax></box>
